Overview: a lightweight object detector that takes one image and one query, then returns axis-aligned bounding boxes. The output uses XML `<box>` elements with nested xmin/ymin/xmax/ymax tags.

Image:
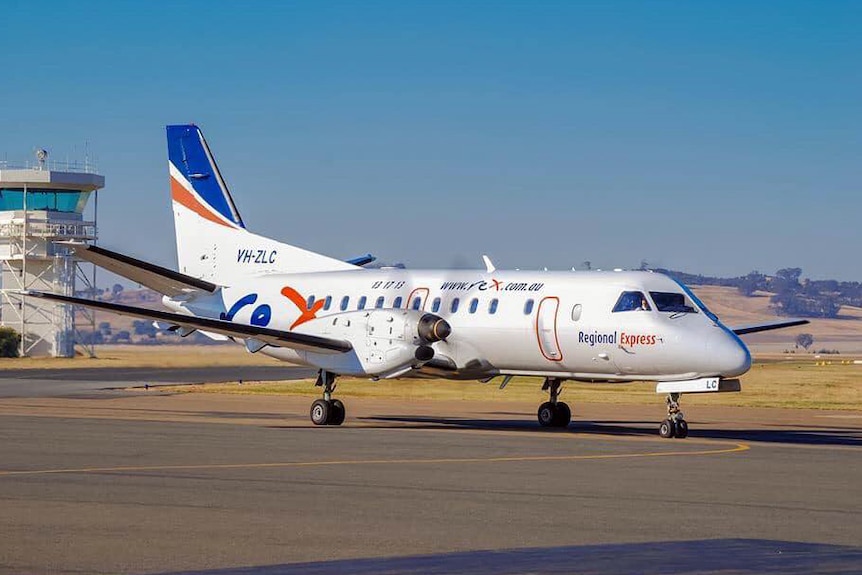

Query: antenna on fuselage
<box><xmin>481</xmin><ymin>254</ymin><xmax>496</xmax><ymax>274</ymax></box>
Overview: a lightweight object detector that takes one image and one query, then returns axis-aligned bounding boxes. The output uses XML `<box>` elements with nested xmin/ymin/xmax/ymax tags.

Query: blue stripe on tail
<box><xmin>166</xmin><ymin>124</ymin><xmax>245</xmax><ymax>228</ymax></box>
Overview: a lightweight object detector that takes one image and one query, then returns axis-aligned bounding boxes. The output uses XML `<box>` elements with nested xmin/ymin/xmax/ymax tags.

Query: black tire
<box><xmin>310</xmin><ymin>399</ymin><xmax>331</xmax><ymax>426</ymax></box>
<box><xmin>674</xmin><ymin>419</ymin><xmax>688</xmax><ymax>439</ymax></box>
<box><xmin>659</xmin><ymin>419</ymin><xmax>675</xmax><ymax>438</ymax></box>
<box><xmin>537</xmin><ymin>402</ymin><xmax>557</xmax><ymax>427</ymax></box>
<box><xmin>329</xmin><ymin>399</ymin><xmax>346</xmax><ymax>426</ymax></box>
<box><xmin>554</xmin><ymin>402</ymin><xmax>572</xmax><ymax>428</ymax></box>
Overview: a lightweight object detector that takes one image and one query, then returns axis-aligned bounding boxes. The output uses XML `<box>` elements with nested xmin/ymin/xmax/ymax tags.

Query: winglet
<box><xmin>482</xmin><ymin>254</ymin><xmax>496</xmax><ymax>274</ymax></box>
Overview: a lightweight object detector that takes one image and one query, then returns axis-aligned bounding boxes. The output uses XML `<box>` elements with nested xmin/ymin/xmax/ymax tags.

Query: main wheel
<box><xmin>659</xmin><ymin>419</ymin><xmax>675</xmax><ymax>438</ymax></box>
<box><xmin>674</xmin><ymin>419</ymin><xmax>688</xmax><ymax>439</ymax></box>
<box><xmin>537</xmin><ymin>402</ymin><xmax>557</xmax><ymax>427</ymax></box>
<box><xmin>329</xmin><ymin>399</ymin><xmax>346</xmax><ymax>426</ymax></box>
<box><xmin>310</xmin><ymin>399</ymin><xmax>331</xmax><ymax>426</ymax></box>
<box><xmin>553</xmin><ymin>402</ymin><xmax>571</xmax><ymax>427</ymax></box>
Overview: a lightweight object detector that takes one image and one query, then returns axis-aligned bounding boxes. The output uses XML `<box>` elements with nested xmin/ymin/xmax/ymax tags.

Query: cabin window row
<box><xmin>302</xmin><ymin>295</ymin><xmax>539</xmax><ymax>315</ymax></box>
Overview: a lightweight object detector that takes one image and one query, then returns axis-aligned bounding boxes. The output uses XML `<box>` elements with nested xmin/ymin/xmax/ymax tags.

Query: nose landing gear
<box><xmin>659</xmin><ymin>392</ymin><xmax>688</xmax><ymax>438</ymax></box>
<box><xmin>537</xmin><ymin>377</ymin><xmax>571</xmax><ymax>428</ymax></box>
<box><xmin>310</xmin><ymin>370</ymin><xmax>346</xmax><ymax>426</ymax></box>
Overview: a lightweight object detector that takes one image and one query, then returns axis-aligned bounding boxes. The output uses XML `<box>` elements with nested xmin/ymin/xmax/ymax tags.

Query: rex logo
<box><xmin>222</xmin><ymin>286</ymin><xmax>323</xmax><ymax>330</ymax></box>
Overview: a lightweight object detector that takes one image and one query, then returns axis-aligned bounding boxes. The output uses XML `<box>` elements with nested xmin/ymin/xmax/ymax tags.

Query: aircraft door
<box><xmin>536</xmin><ymin>297</ymin><xmax>563</xmax><ymax>361</ymax></box>
<box><xmin>406</xmin><ymin>288</ymin><xmax>430</xmax><ymax>311</ymax></box>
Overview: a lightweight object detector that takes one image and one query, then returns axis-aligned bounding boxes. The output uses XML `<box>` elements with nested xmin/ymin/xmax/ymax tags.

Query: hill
<box><xmin>692</xmin><ymin>286</ymin><xmax>862</xmax><ymax>354</ymax></box>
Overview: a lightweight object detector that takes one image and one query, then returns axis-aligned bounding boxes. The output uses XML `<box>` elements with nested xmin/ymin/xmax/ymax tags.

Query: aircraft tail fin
<box><xmin>166</xmin><ymin>124</ymin><xmax>356</xmax><ymax>283</ymax></box>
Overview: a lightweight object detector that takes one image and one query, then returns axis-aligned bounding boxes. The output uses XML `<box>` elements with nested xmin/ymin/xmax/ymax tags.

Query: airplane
<box><xmin>26</xmin><ymin>124</ymin><xmax>809</xmax><ymax>438</ymax></box>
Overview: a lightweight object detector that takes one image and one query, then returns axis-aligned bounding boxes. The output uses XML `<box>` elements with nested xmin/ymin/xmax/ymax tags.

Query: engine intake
<box><xmin>418</xmin><ymin>313</ymin><xmax>451</xmax><ymax>343</ymax></box>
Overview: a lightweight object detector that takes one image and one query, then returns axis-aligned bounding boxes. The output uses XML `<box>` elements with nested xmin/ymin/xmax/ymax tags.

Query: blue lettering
<box><xmin>222</xmin><ymin>293</ymin><xmax>257</xmax><ymax>321</ymax></box>
<box><xmin>251</xmin><ymin>304</ymin><xmax>271</xmax><ymax>326</ymax></box>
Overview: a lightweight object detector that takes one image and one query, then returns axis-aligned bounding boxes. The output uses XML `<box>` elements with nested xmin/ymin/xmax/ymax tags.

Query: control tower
<box><xmin>0</xmin><ymin>151</ymin><xmax>103</xmax><ymax>357</ymax></box>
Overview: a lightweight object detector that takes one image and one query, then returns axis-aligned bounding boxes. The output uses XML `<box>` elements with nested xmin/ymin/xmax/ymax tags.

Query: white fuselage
<box><xmin>167</xmin><ymin>268</ymin><xmax>751</xmax><ymax>382</ymax></box>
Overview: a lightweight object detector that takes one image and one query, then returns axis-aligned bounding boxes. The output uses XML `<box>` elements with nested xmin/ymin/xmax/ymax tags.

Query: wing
<box><xmin>26</xmin><ymin>291</ymin><xmax>352</xmax><ymax>354</ymax></box>
<box><xmin>731</xmin><ymin>319</ymin><xmax>810</xmax><ymax>335</ymax></box>
<box><xmin>59</xmin><ymin>242</ymin><xmax>217</xmax><ymax>297</ymax></box>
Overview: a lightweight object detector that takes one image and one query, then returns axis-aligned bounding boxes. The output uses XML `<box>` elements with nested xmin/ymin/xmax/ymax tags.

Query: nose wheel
<box><xmin>310</xmin><ymin>371</ymin><xmax>346</xmax><ymax>426</ymax></box>
<box><xmin>659</xmin><ymin>393</ymin><xmax>688</xmax><ymax>438</ymax></box>
<box><xmin>537</xmin><ymin>378</ymin><xmax>571</xmax><ymax>428</ymax></box>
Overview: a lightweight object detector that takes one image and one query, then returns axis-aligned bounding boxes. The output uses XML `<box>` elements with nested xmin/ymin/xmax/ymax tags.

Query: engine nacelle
<box><xmin>294</xmin><ymin>309</ymin><xmax>451</xmax><ymax>377</ymax></box>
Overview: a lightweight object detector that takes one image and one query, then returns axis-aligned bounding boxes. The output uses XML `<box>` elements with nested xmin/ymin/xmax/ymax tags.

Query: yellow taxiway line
<box><xmin>0</xmin><ymin>442</ymin><xmax>749</xmax><ymax>477</ymax></box>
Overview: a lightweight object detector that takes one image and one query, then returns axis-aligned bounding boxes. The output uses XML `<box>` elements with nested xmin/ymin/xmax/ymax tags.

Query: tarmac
<box><xmin>0</xmin><ymin>369</ymin><xmax>860</xmax><ymax>574</ymax></box>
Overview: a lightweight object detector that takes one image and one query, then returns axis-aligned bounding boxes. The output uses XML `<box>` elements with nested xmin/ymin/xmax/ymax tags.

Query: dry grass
<box><xmin>157</xmin><ymin>359</ymin><xmax>862</xmax><ymax>411</ymax></box>
<box><xmin>0</xmin><ymin>345</ymin><xmax>277</xmax><ymax>370</ymax></box>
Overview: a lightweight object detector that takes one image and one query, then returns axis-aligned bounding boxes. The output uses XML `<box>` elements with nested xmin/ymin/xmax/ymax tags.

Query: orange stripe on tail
<box><xmin>171</xmin><ymin>177</ymin><xmax>235</xmax><ymax>229</ymax></box>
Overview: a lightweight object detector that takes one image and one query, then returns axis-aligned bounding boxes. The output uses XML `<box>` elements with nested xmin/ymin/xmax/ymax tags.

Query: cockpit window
<box><xmin>649</xmin><ymin>292</ymin><xmax>697</xmax><ymax>313</ymax></box>
<box><xmin>613</xmin><ymin>291</ymin><xmax>651</xmax><ymax>312</ymax></box>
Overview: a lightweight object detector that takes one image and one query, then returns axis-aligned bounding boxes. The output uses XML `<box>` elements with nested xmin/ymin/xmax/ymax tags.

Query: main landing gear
<box><xmin>537</xmin><ymin>377</ymin><xmax>571</xmax><ymax>428</ymax></box>
<box><xmin>310</xmin><ymin>370</ymin><xmax>345</xmax><ymax>426</ymax></box>
<box><xmin>658</xmin><ymin>393</ymin><xmax>688</xmax><ymax>439</ymax></box>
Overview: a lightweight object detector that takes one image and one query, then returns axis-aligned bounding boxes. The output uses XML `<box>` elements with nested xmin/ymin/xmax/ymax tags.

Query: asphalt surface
<box><xmin>0</xmin><ymin>365</ymin><xmax>315</xmax><ymax>397</ymax></box>
<box><xmin>0</xmin><ymin>380</ymin><xmax>860</xmax><ymax>574</ymax></box>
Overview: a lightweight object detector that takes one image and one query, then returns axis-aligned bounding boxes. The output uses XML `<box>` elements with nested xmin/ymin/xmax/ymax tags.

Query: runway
<box><xmin>0</xmin><ymin>384</ymin><xmax>860</xmax><ymax>574</ymax></box>
<box><xmin>0</xmin><ymin>365</ymin><xmax>316</xmax><ymax>398</ymax></box>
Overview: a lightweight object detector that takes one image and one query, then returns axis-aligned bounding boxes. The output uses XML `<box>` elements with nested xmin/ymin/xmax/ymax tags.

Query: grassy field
<box><xmin>156</xmin><ymin>359</ymin><xmax>862</xmax><ymax>411</ymax></box>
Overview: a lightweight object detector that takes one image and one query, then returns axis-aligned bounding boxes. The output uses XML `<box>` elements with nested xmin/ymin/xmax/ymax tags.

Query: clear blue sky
<box><xmin>3</xmin><ymin>1</ymin><xmax>860</xmax><ymax>280</ymax></box>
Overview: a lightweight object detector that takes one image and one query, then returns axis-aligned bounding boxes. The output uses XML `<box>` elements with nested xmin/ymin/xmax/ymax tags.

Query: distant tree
<box><xmin>132</xmin><ymin>320</ymin><xmax>156</xmax><ymax>337</ymax></box>
<box><xmin>738</xmin><ymin>271</ymin><xmax>766</xmax><ymax>297</ymax></box>
<box><xmin>111</xmin><ymin>283</ymin><xmax>124</xmax><ymax>297</ymax></box>
<box><xmin>582</xmin><ymin>261</ymin><xmax>592</xmax><ymax>271</ymax></box>
<box><xmin>98</xmin><ymin>321</ymin><xmax>112</xmax><ymax>336</ymax></box>
<box><xmin>638</xmin><ymin>259</ymin><xmax>650</xmax><ymax>271</ymax></box>
<box><xmin>112</xmin><ymin>330</ymin><xmax>131</xmax><ymax>343</ymax></box>
<box><xmin>773</xmin><ymin>268</ymin><xmax>803</xmax><ymax>294</ymax></box>
<box><xmin>795</xmin><ymin>333</ymin><xmax>814</xmax><ymax>350</ymax></box>
<box><xmin>0</xmin><ymin>327</ymin><xmax>20</xmax><ymax>358</ymax></box>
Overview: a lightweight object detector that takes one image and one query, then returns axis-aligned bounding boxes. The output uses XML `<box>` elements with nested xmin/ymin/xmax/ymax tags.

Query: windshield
<box><xmin>649</xmin><ymin>292</ymin><xmax>697</xmax><ymax>313</ymax></box>
<box><xmin>612</xmin><ymin>291</ymin><xmax>651</xmax><ymax>312</ymax></box>
<box><xmin>668</xmin><ymin>277</ymin><xmax>719</xmax><ymax>322</ymax></box>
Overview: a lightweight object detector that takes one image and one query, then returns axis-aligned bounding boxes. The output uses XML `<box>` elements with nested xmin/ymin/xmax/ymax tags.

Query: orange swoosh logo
<box><xmin>281</xmin><ymin>286</ymin><xmax>325</xmax><ymax>330</ymax></box>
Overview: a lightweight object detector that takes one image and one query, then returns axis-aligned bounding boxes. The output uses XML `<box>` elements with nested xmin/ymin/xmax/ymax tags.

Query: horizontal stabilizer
<box><xmin>345</xmin><ymin>254</ymin><xmax>377</xmax><ymax>267</ymax></box>
<box><xmin>61</xmin><ymin>243</ymin><xmax>217</xmax><ymax>297</ymax></box>
<box><xmin>731</xmin><ymin>319</ymin><xmax>809</xmax><ymax>335</ymax></box>
<box><xmin>25</xmin><ymin>291</ymin><xmax>352</xmax><ymax>354</ymax></box>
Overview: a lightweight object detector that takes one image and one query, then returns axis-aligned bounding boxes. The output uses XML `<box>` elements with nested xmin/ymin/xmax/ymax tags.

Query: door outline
<box><xmin>406</xmin><ymin>287</ymin><xmax>430</xmax><ymax>311</ymax></box>
<box><xmin>535</xmin><ymin>296</ymin><xmax>563</xmax><ymax>361</ymax></box>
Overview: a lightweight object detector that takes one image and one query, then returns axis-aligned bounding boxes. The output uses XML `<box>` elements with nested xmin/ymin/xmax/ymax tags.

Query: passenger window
<box><xmin>306</xmin><ymin>295</ymin><xmax>316</xmax><ymax>310</ymax></box>
<box><xmin>431</xmin><ymin>297</ymin><xmax>441</xmax><ymax>313</ymax></box>
<box><xmin>411</xmin><ymin>297</ymin><xmax>422</xmax><ymax>310</ymax></box>
<box><xmin>340</xmin><ymin>296</ymin><xmax>349</xmax><ymax>311</ymax></box>
<box><xmin>613</xmin><ymin>291</ymin><xmax>651</xmax><ymax>312</ymax></box>
<box><xmin>393</xmin><ymin>296</ymin><xmax>403</xmax><ymax>309</ymax></box>
<box><xmin>450</xmin><ymin>298</ymin><xmax>460</xmax><ymax>313</ymax></box>
<box><xmin>649</xmin><ymin>292</ymin><xmax>697</xmax><ymax>313</ymax></box>
<box><xmin>469</xmin><ymin>298</ymin><xmax>479</xmax><ymax>314</ymax></box>
<box><xmin>375</xmin><ymin>296</ymin><xmax>385</xmax><ymax>309</ymax></box>
<box><xmin>571</xmin><ymin>303</ymin><xmax>582</xmax><ymax>321</ymax></box>
<box><xmin>489</xmin><ymin>299</ymin><xmax>499</xmax><ymax>314</ymax></box>
<box><xmin>524</xmin><ymin>299</ymin><xmax>534</xmax><ymax>315</ymax></box>
<box><xmin>358</xmin><ymin>296</ymin><xmax>367</xmax><ymax>310</ymax></box>
<box><xmin>323</xmin><ymin>296</ymin><xmax>332</xmax><ymax>311</ymax></box>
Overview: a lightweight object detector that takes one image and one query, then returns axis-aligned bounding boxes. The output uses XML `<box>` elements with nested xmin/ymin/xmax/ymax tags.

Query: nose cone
<box><xmin>706</xmin><ymin>329</ymin><xmax>751</xmax><ymax>377</ymax></box>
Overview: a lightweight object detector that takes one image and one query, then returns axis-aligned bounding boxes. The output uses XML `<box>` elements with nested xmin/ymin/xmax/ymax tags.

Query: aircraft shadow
<box><xmin>358</xmin><ymin>415</ymin><xmax>862</xmax><ymax>447</ymax></box>
<box><xmin>159</xmin><ymin>538</ymin><xmax>862</xmax><ymax>575</ymax></box>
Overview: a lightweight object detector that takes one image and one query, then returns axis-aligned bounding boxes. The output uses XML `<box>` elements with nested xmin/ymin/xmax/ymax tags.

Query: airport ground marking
<box><xmin>0</xmin><ymin>442</ymin><xmax>749</xmax><ymax>477</ymax></box>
